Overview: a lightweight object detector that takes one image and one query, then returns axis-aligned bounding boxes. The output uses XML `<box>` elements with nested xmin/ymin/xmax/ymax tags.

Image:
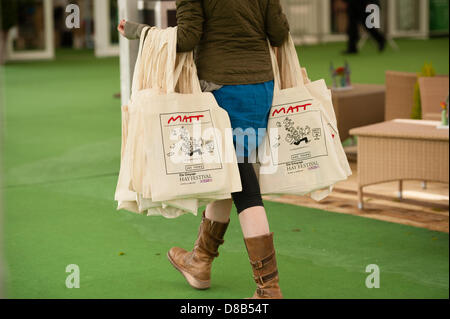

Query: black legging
<box><xmin>231</xmin><ymin>157</ymin><xmax>264</xmax><ymax>214</ymax></box>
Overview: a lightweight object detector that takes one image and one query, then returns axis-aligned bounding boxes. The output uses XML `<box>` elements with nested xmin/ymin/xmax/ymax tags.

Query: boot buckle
<box><xmin>254</xmin><ymin>275</ymin><xmax>265</xmax><ymax>285</ymax></box>
<box><xmin>253</xmin><ymin>270</ymin><xmax>278</xmax><ymax>285</ymax></box>
<box><xmin>250</xmin><ymin>260</ymin><xmax>263</xmax><ymax>270</ymax></box>
<box><xmin>250</xmin><ymin>252</ymin><xmax>275</xmax><ymax>270</ymax></box>
<box><xmin>256</xmin><ymin>288</ymin><xmax>266</xmax><ymax>297</ymax></box>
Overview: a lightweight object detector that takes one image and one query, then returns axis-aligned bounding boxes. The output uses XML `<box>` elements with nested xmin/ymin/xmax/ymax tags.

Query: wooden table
<box><xmin>350</xmin><ymin>119</ymin><xmax>449</xmax><ymax>210</ymax></box>
<box><xmin>332</xmin><ymin>84</ymin><xmax>385</xmax><ymax>142</ymax></box>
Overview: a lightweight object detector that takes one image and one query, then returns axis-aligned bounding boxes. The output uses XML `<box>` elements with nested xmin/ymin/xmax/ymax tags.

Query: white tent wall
<box><xmin>94</xmin><ymin>0</ymin><xmax>119</xmax><ymax>57</ymax></box>
<box><xmin>2</xmin><ymin>0</ymin><xmax>432</xmax><ymax>63</ymax></box>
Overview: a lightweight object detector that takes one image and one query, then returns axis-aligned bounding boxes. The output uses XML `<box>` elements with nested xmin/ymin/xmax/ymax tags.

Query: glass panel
<box><xmin>429</xmin><ymin>0</ymin><xmax>449</xmax><ymax>33</ymax></box>
<box><xmin>396</xmin><ymin>0</ymin><xmax>420</xmax><ymax>31</ymax></box>
<box><xmin>13</xmin><ymin>0</ymin><xmax>46</xmax><ymax>51</ymax></box>
<box><xmin>331</xmin><ymin>0</ymin><xmax>348</xmax><ymax>34</ymax></box>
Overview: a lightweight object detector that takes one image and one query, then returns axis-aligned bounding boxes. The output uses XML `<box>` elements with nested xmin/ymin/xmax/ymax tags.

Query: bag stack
<box><xmin>258</xmin><ymin>35</ymin><xmax>352</xmax><ymax>200</ymax></box>
<box><xmin>115</xmin><ymin>27</ymin><xmax>242</xmax><ymax>218</ymax></box>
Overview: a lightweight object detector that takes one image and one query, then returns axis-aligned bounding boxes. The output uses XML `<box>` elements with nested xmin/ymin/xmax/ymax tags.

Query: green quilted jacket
<box><xmin>124</xmin><ymin>0</ymin><xmax>290</xmax><ymax>85</ymax></box>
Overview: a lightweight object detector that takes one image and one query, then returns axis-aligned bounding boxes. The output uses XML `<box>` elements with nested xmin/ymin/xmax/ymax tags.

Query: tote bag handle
<box><xmin>137</xmin><ymin>27</ymin><xmax>176</xmax><ymax>94</ymax></box>
<box><xmin>161</xmin><ymin>27</ymin><xmax>202</xmax><ymax>94</ymax></box>
<box><xmin>131</xmin><ymin>26</ymin><xmax>152</xmax><ymax>98</ymax></box>
<box><xmin>268</xmin><ymin>41</ymin><xmax>282</xmax><ymax>93</ymax></box>
<box><xmin>134</xmin><ymin>26</ymin><xmax>202</xmax><ymax>95</ymax></box>
<box><xmin>269</xmin><ymin>33</ymin><xmax>307</xmax><ymax>92</ymax></box>
<box><xmin>186</xmin><ymin>52</ymin><xmax>203</xmax><ymax>94</ymax></box>
<box><xmin>280</xmin><ymin>34</ymin><xmax>306</xmax><ymax>89</ymax></box>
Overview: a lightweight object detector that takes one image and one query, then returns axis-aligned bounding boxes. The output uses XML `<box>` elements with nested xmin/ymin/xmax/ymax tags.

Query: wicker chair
<box><xmin>418</xmin><ymin>76</ymin><xmax>450</xmax><ymax>121</ymax></box>
<box><xmin>385</xmin><ymin>71</ymin><xmax>418</xmax><ymax>121</ymax></box>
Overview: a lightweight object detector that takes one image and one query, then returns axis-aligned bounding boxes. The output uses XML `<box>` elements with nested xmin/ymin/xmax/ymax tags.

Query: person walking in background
<box><xmin>343</xmin><ymin>0</ymin><xmax>386</xmax><ymax>54</ymax></box>
<box><xmin>118</xmin><ymin>0</ymin><xmax>289</xmax><ymax>299</ymax></box>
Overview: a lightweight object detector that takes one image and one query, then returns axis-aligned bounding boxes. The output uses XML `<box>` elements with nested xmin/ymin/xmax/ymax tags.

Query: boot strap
<box><xmin>254</xmin><ymin>270</ymin><xmax>278</xmax><ymax>285</ymax></box>
<box><xmin>250</xmin><ymin>251</ymin><xmax>275</xmax><ymax>270</ymax></box>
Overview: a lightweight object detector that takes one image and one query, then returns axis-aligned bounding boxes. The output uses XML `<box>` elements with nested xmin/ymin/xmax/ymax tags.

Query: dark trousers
<box><xmin>231</xmin><ymin>157</ymin><xmax>264</xmax><ymax>214</ymax></box>
<box><xmin>346</xmin><ymin>0</ymin><xmax>385</xmax><ymax>51</ymax></box>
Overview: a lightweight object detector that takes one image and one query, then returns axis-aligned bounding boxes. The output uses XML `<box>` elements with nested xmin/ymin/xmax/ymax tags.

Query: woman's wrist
<box><xmin>123</xmin><ymin>21</ymin><xmax>146</xmax><ymax>39</ymax></box>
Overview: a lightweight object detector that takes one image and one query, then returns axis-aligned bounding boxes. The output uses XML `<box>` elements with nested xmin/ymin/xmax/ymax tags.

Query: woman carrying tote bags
<box><xmin>118</xmin><ymin>0</ymin><xmax>289</xmax><ymax>299</ymax></box>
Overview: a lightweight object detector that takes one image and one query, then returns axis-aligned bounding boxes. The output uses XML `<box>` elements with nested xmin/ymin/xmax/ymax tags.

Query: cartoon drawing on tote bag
<box><xmin>280</xmin><ymin>118</ymin><xmax>312</xmax><ymax>146</ymax></box>
<box><xmin>267</xmin><ymin>101</ymin><xmax>328</xmax><ymax>169</ymax></box>
<box><xmin>167</xmin><ymin>126</ymin><xmax>215</xmax><ymax>159</ymax></box>
<box><xmin>159</xmin><ymin>110</ymin><xmax>223</xmax><ymax>176</ymax></box>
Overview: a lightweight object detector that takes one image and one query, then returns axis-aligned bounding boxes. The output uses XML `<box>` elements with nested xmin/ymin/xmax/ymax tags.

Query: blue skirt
<box><xmin>212</xmin><ymin>80</ymin><xmax>274</xmax><ymax>159</ymax></box>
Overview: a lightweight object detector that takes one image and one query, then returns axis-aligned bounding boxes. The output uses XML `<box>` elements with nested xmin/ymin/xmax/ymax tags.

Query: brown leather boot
<box><xmin>167</xmin><ymin>211</ymin><xmax>229</xmax><ymax>289</ymax></box>
<box><xmin>244</xmin><ymin>232</ymin><xmax>283</xmax><ymax>299</ymax></box>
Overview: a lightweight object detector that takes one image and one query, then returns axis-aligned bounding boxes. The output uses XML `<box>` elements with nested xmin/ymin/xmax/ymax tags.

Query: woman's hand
<box><xmin>118</xmin><ymin>19</ymin><xmax>126</xmax><ymax>37</ymax></box>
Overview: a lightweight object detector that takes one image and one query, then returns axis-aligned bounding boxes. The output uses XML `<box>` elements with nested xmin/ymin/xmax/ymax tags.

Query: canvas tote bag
<box><xmin>258</xmin><ymin>35</ymin><xmax>351</xmax><ymax>199</ymax></box>
<box><xmin>115</xmin><ymin>27</ymin><xmax>241</xmax><ymax>218</ymax></box>
<box><xmin>137</xmin><ymin>33</ymin><xmax>241</xmax><ymax>213</ymax></box>
<box><xmin>140</xmin><ymin>28</ymin><xmax>241</xmax><ymax>202</ymax></box>
<box><xmin>115</xmin><ymin>27</ymin><xmax>201</xmax><ymax>216</ymax></box>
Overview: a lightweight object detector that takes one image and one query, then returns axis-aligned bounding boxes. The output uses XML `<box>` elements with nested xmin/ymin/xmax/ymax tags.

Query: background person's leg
<box><xmin>365</xmin><ymin>27</ymin><xmax>386</xmax><ymax>51</ymax></box>
<box><xmin>364</xmin><ymin>21</ymin><xmax>386</xmax><ymax>51</ymax></box>
<box><xmin>346</xmin><ymin>1</ymin><xmax>360</xmax><ymax>53</ymax></box>
<box><xmin>362</xmin><ymin>0</ymin><xmax>386</xmax><ymax>51</ymax></box>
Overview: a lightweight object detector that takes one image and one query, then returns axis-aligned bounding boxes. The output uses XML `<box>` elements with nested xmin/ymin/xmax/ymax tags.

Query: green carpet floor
<box><xmin>1</xmin><ymin>38</ymin><xmax>449</xmax><ymax>299</ymax></box>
